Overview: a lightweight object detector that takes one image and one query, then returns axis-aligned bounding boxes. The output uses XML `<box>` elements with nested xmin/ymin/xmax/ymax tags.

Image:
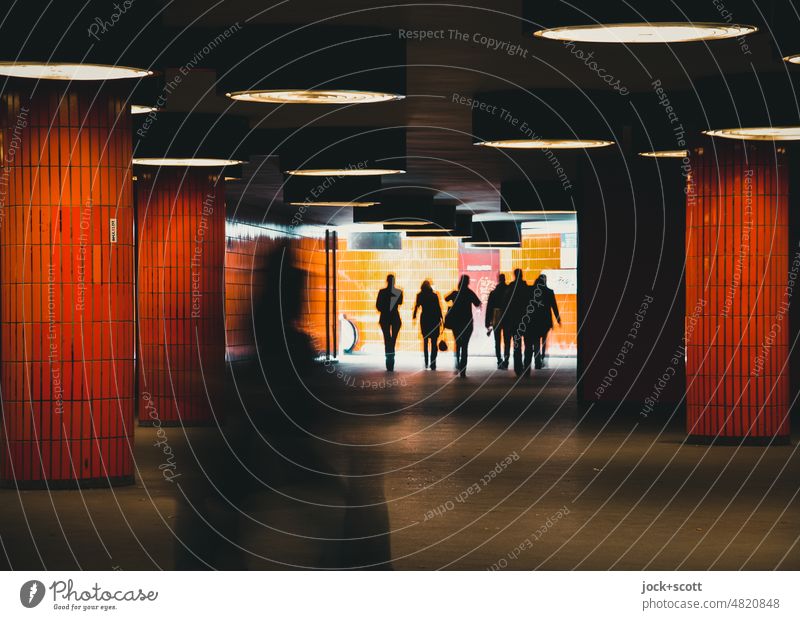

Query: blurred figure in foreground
<box><xmin>176</xmin><ymin>243</ymin><xmax>391</xmax><ymax>570</ymax></box>
<box><xmin>444</xmin><ymin>275</ymin><xmax>481</xmax><ymax>378</ymax></box>
<box><xmin>486</xmin><ymin>273</ymin><xmax>510</xmax><ymax>369</ymax></box>
<box><xmin>376</xmin><ymin>274</ymin><xmax>403</xmax><ymax>371</ymax></box>
<box><xmin>531</xmin><ymin>274</ymin><xmax>561</xmax><ymax>369</ymax></box>
<box><xmin>412</xmin><ymin>280</ymin><xmax>443</xmax><ymax>370</ymax></box>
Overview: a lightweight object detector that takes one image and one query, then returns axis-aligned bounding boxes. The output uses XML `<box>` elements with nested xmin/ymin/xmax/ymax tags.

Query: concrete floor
<box><xmin>1</xmin><ymin>355</ymin><xmax>798</xmax><ymax>570</ymax></box>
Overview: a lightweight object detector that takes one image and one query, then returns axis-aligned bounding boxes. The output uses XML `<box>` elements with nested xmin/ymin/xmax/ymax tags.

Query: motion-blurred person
<box><xmin>176</xmin><ymin>243</ymin><xmax>391</xmax><ymax>570</ymax></box>
<box><xmin>412</xmin><ymin>280</ymin><xmax>443</xmax><ymax>370</ymax></box>
<box><xmin>486</xmin><ymin>273</ymin><xmax>510</xmax><ymax>369</ymax></box>
<box><xmin>376</xmin><ymin>274</ymin><xmax>403</xmax><ymax>371</ymax></box>
<box><xmin>444</xmin><ymin>275</ymin><xmax>481</xmax><ymax>378</ymax></box>
<box><xmin>531</xmin><ymin>274</ymin><xmax>561</xmax><ymax>369</ymax></box>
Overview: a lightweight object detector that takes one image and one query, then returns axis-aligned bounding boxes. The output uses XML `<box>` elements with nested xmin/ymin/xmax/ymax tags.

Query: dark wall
<box><xmin>577</xmin><ymin>153</ymin><xmax>686</xmax><ymax>413</ymax></box>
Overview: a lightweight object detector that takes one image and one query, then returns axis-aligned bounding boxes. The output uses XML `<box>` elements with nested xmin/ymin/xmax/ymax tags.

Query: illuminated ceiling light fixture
<box><xmin>477</xmin><ymin>139</ymin><xmax>612</xmax><ymax>149</ymax></box>
<box><xmin>501</xmin><ymin>180</ymin><xmax>576</xmax><ymax>215</ymax></box>
<box><xmin>279</xmin><ymin>126</ymin><xmax>407</xmax><ymax>178</ymax></box>
<box><xmin>354</xmin><ymin>199</ymin><xmax>455</xmax><ymax>229</ymax></box>
<box><xmin>132</xmin><ymin>112</ymin><xmax>249</xmax><ymax>169</ymax></box>
<box><xmin>639</xmin><ymin>150</ymin><xmax>690</xmax><ymax>158</ymax></box>
<box><xmin>465</xmin><ymin>241</ymin><xmax>521</xmax><ymax>247</ymax></box>
<box><xmin>285</xmin><ymin>168</ymin><xmax>405</xmax><ymax>177</ymax></box>
<box><xmin>702</xmin><ymin>127</ymin><xmax>800</xmax><ymax>141</ymax></box>
<box><xmin>283</xmin><ymin>173</ymin><xmax>382</xmax><ymax>207</ymax></box>
<box><xmin>384</xmin><ymin>224</ymin><xmax>455</xmax><ymax>232</ymax></box>
<box><xmin>473</xmin><ymin>90</ymin><xmax>618</xmax><ymax>153</ymax></box>
<box><xmin>697</xmin><ymin>74</ymin><xmax>800</xmax><ymax>144</ymax></box>
<box><xmin>535</xmin><ymin>23</ymin><xmax>756</xmax><ymax>44</ymax></box>
<box><xmin>227</xmin><ymin>90</ymin><xmax>403</xmax><ymax>104</ymax></box>
<box><xmin>216</xmin><ymin>25</ymin><xmax>406</xmax><ymax>104</ymax></box>
<box><xmin>132</xmin><ymin>104</ymin><xmax>160</xmax><ymax>114</ymax></box>
<box><xmin>0</xmin><ymin>2</ymin><xmax>165</xmax><ymax>82</ymax></box>
<box><xmin>289</xmin><ymin>201</ymin><xmax>379</xmax><ymax>207</ymax></box>
<box><xmin>526</xmin><ymin>2</ymin><xmax>761</xmax><ymax>44</ymax></box>
<box><xmin>0</xmin><ymin>62</ymin><xmax>152</xmax><ymax>81</ymax></box>
<box><xmin>133</xmin><ymin>157</ymin><xmax>244</xmax><ymax>167</ymax></box>
<box><xmin>465</xmin><ymin>220</ymin><xmax>522</xmax><ymax>246</ymax></box>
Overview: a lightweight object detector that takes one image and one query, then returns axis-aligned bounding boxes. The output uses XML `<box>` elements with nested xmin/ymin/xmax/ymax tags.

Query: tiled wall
<box><xmin>337</xmin><ymin>232</ymin><xmax>577</xmax><ymax>356</ymax></box>
<box><xmin>0</xmin><ymin>82</ymin><xmax>135</xmax><ymax>484</ymax></box>
<box><xmin>686</xmin><ymin>142</ymin><xmax>790</xmax><ymax>440</ymax></box>
<box><xmin>224</xmin><ymin>219</ymin><xmax>327</xmax><ymax>362</ymax></box>
<box><xmin>137</xmin><ymin>169</ymin><xmax>226</xmax><ymax>425</ymax></box>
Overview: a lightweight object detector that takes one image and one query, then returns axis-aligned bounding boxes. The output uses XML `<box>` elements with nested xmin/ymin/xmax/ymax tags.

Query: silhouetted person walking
<box><xmin>486</xmin><ymin>273</ymin><xmax>510</xmax><ymax>369</ymax></box>
<box><xmin>531</xmin><ymin>274</ymin><xmax>561</xmax><ymax>369</ymax></box>
<box><xmin>376</xmin><ymin>274</ymin><xmax>403</xmax><ymax>371</ymax></box>
<box><xmin>505</xmin><ymin>268</ymin><xmax>534</xmax><ymax>377</ymax></box>
<box><xmin>445</xmin><ymin>275</ymin><xmax>481</xmax><ymax>378</ymax></box>
<box><xmin>412</xmin><ymin>280</ymin><xmax>443</xmax><ymax>370</ymax></box>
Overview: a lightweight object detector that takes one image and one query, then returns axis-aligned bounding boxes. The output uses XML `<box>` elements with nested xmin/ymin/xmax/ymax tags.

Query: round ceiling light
<box><xmin>132</xmin><ymin>105</ymin><xmax>159</xmax><ymax>115</ymax></box>
<box><xmin>227</xmin><ymin>89</ymin><xmax>404</xmax><ymax>104</ymax></box>
<box><xmin>289</xmin><ymin>201</ymin><xmax>379</xmax><ymax>208</ymax></box>
<box><xmin>133</xmin><ymin>158</ymin><xmax>245</xmax><ymax>167</ymax></box>
<box><xmin>285</xmin><ymin>168</ymin><xmax>405</xmax><ymax>177</ymax></box>
<box><xmin>476</xmin><ymin>139</ymin><xmax>613</xmax><ymax>149</ymax></box>
<box><xmin>0</xmin><ymin>62</ymin><xmax>152</xmax><ymax>81</ymax></box>
<box><xmin>784</xmin><ymin>55</ymin><xmax>800</xmax><ymax>65</ymax></box>
<box><xmin>639</xmin><ymin>150</ymin><xmax>690</xmax><ymax>158</ymax></box>
<box><xmin>703</xmin><ymin>127</ymin><xmax>800</xmax><ymax>141</ymax></box>
<box><xmin>534</xmin><ymin>23</ymin><xmax>757</xmax><ymax>44</ymax></box>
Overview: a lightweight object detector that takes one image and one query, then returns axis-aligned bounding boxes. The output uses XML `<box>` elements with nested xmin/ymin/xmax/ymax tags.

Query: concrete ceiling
<box><xmin>157</xmin><ymin>0</ymin><xmax>786</xmax><ymax>227</ymax></box>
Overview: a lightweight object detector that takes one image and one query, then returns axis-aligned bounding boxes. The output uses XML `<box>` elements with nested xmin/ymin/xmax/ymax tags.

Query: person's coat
<box><xmin>502</xmin><ymin>278</ymin><xmax>529</xmax><ymax>328</ymax></box>
<box><xmin>530</xmin><ymin>281</ymin><xmax>560</xmax><ymax>335</ymax></box>
<box><xmin>376</xmin><ymin>286</ymin><xmax>403</xmax><ymax>325</ymax></box>
<box><xmin>444</xmin><ymin>287</ymin><xmax>481</xmax><ymax>333</ymax></box>
<box><xmin>414</xmin><ymin>289</ymin><xmax>443</xmax><ymax>337</ymax></box>
<box><xmin>485</xmin><ymin>283</ymin><xmax>508</xmax><ymax>329</ymax></box>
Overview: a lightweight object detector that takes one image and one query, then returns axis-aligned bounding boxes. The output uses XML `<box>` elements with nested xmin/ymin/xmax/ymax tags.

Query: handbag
<box><xmin>443</xmin><ymin>305</ymin><xmax>455</xmax><ymax>330</ymax></box>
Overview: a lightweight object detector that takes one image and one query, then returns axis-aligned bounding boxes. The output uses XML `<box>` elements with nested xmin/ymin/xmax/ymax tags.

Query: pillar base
<box><xmin>0</xmin><ymin>475</ymin><xmax>135</xmax><ymax>490</ymax></box>
<box><xmin>685</xmin><ymin>434</ymin><xmax>791</xmax><ymax>447</ymax></box>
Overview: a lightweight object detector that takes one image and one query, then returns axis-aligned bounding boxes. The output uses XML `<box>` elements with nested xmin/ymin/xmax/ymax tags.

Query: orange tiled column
<box><xmin>0</xmin><ymin>82</ymin><xmax>135</xmax><ymax>486</ymax></box>
<box><xmin>136</xmin><ymin>168</ymin><xmax>226</xmax><ymax>425</ymax></box>
<box><xmin>686</xmin><ymin>141</ymin><xmax>790</xmax><ymax>443</ymax></box>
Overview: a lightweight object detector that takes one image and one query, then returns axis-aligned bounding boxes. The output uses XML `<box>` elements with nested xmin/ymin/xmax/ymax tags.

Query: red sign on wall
<box><xmin>457</xmin><ymin>248</ymin><xmax>499</xmax><ymax>355</ymax></box>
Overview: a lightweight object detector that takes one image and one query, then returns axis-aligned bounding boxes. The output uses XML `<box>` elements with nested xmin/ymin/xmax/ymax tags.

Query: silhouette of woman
<box><xmin>412</xmin><ymin>280</ymin><xmax>443</xmax><ymax>370</ymax></box>
<box><xmin>375</xmin><ymin>274</ymin><xmax>403</xmax><ymax>371</ymax></box>
<box><xmin>444</xmin><ymin>275</ymin><xmax>481</xmax><ymax>377</ymax></box>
